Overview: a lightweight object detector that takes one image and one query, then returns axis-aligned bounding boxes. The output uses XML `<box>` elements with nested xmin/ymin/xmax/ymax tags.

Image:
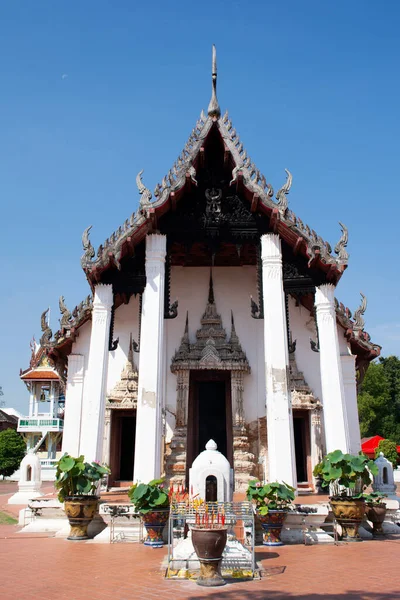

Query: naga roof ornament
<box><xmin>40</xmin><ymin>308</ymin><xmax>52</xmax><ymax>347</ymax></box>
<box><xmin>276</xmin><ymin>169</ymin><xmax>292</xmax><ymax>217</ymax></box>
<box><xmin>208</xmin><ymin>44</ymin><xmax>221</xmax><ymax>118</ymax></box>
<box><xmin>59</xmin><ymin>296</ymin><xmax>72</xmax><ymax>330</ymax></box>
<box><xmin>81</xmin><ymin>225</ymin><xmax>95</xmax><ymax>269</ymax></box>
<box><xmin>136</xmin><ymin>170</ymin><xmax>152</xmax><ymax>215</ymax></box>
<box><xmin>334</xmin><ymin>222</ymin><xmax>349</xmax><ymax>263</ymax></box>
<box><xmin>353</xmin><ymin>292</ymin><xmax>367</xmax><ymax>331</ymax></box>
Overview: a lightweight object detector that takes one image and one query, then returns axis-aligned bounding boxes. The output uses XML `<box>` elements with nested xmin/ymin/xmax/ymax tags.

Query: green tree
<box><xmin>0</xmin><ymin>429</ymin><xmax>26</xmax><ymax>477</ymax></box>
<box><xmin>375</xmin><ymin>439</ymin><xmax>398</xmax><ymax>468</ymax></box>
<box><xmin>358</xmin><ymin>362</ymin><xmax>390</xmax><ymax>437</ymax></box>
<box><xmin>358</xmin><ymin>357</ymin><xmax>400</xmax><ymax>443</ymax></box>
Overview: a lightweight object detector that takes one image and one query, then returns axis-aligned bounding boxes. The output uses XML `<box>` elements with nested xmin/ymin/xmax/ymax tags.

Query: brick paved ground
<box><xmin>1</xmin><ymin>482</ymin><xmax>399</xmax><ymax>600</ymax></box>
<box><xmin>0</xmin><ymin>522</ymin><xmax>399</xmax><ymax>599</ymax></box>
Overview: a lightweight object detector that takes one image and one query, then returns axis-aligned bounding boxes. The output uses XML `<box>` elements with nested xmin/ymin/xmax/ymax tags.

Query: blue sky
<box><xmin>1</xmin><ymin>1</ymin><xmax>399</xmax><ymax>412</ymax></box>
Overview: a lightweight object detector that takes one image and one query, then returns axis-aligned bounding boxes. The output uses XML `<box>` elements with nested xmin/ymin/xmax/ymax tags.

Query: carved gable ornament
<box><xmin>106</xmin><ymin>334</ymin><xmax>138</xmax><ymax>409</ymax></box>
<box><xmin>171</xmin><ymin>273</ymin><xmax>250</xmax><ymax>373</ymax></box>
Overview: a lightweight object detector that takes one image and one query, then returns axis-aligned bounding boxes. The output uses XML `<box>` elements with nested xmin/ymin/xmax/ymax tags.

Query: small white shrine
<box><xmin>373</xmin><ymin>453</ymin><xmax>399</xmax><ymax>506</ymax></box>
<box><xmin>8</xmin><ymin>451</ymin><xmax>42</xmax><ymax>505</ymax></box>
<box><xmin>189</xmin><ymin>440</ymin><xmax>233</xmax><ymax>502</ymax></box>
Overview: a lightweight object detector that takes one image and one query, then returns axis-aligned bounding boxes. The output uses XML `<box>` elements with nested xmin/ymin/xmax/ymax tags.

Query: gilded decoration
<box><xmin>106</xmin><ymin>334</ymin><xmax>138</xmax><ymax>410</ymax></box>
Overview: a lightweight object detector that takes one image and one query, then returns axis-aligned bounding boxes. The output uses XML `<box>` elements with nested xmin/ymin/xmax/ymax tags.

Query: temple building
<box><xmin>20</xmin><ymin>48</ymin><xmax>380</xmax><ymax>492</ymax></box>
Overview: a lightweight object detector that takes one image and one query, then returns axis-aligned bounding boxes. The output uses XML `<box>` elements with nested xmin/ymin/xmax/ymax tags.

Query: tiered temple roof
<box><xmin>24</xmin><ymin>46</ymin><xmax>380</xmax><ymax>381</ymax></box>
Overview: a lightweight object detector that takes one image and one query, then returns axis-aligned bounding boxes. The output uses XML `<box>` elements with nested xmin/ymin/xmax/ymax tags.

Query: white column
<box><xmin>61</xmin><ymin>354</ymin><xmax>85</xmax><ymax>456</ymax></box>
<box><xmin>315</xmin><ymin>284</ymin><xmax>350</xmax><ymax>453</ymax></box>
<box><xmin>33</xmin><ymin>384</ymin><xmax>39</xmax><ymax>417</ymax></box>
<box><xmin>28</xmin><ymin>386</ymin><xmax>34</xmax><ymax>418</ymax></box>
<box><xmin>341</xmin><ymin>353</ymin><xmax>361</xmax><ymax>455</ymax></box>
<box><xmin>49</xmin><ymin>381</ymin><xmax>55</xmax><ymax>418</ymax></box>
<box><xmin>261</xmin><ymin>234</ymin><xmax>297</xmax><ymax>488</ymax></box>
<box><xmin>133</xmin><ymin>234</ymin><xmax>166</xmax><ymax>483</ymax></box>
<box><xmin>79</xmin><ymin>284</ymin><xmax>113</xmax><ymax>463</ymax></box>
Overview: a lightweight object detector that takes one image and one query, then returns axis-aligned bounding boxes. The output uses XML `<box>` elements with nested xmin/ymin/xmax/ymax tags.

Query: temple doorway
<box><xmin>187</xmin><ymin>371</ymin><xmax>233</xmax><ymax>481</ymax></box>
<box><xmin>109</xmin><ymin>410</ymin><xmax>136</xmax><ymax>483</ymax></box>
<box><xmin>293</xmin><ymin>410</ymin><xmax>312</xmax><ymax>486</ymax></box>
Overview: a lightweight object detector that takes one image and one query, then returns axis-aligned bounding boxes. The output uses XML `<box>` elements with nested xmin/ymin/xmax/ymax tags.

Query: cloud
<box><xmin>61</xmin><ymin>74</ymin><xmax>68</xmax><ymax>80</ymax></box>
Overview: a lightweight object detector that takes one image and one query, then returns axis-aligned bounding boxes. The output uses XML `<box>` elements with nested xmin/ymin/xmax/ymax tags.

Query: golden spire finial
<box><xmin>208</xmin><ymin>44</ymin><xmax>221</xmax><ymax>118</ymax></box>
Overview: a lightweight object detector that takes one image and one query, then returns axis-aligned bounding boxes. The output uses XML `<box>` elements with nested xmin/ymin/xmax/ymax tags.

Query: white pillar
<box><xmin>79</xmin><ymin>284</ymin><xmax>113</xmax><ymax>463</ymax></box>
<box><xmin>61</xmin><ymin>354</ymin><xmax>85</xmax><ymax>456</ymax></box>
<box><xmin>49</xmin><ymin>381</ymin><xmax>55</xmax><ymax>418</ymax></box>
<box><xmin>315</xmin><ymin>284</ymin><xmax>350</xmax><ymax>453</ymax></box>
<box><xmin>261</xmin><ymin>234</ymin><xmax>297</xmax><ymax>488</ymax></box>
<box><xmin>28</xmin><ymin>386</ymin><xmax>34</xmax><ymax>418</ymax></box>
<box><xmin>341</xmin><ymin>353</ymin><xmax>361</xmax><ymax>455</ymax></box>
<box><xmin>133</xmin><ymin>234</ymin><xmax>166</xmax><ymax>483</ymax></box>
<box><xmin>34</xmin><ymin>384</ymin><xmax>39</xmax><ymax>417</ymax></box>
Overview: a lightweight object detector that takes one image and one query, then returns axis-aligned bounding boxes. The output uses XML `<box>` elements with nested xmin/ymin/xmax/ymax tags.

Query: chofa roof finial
<box><xmin>208</xmin><ymin>44</ymin><xmax>221</xmax><ymax>118</ymax></box>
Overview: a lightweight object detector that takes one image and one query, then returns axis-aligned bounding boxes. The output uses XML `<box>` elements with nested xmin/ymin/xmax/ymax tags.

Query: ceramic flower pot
<box><xmin>330</xmin><ymin>498</ymin><xmax>365</xmax><ymax>541</ymax></box>
<box><xmin>141</xmin><ymin>509</ymin><xmax>169</xmax><ymax>548</ymax></box>
<box><xmin>64</xmin><ymin>496</ymin><xmax>99</xmax><ymax>541</ymax></box>
<box><xmin>257</xmin><ymin>509</ymin><xmax>288</xmax><ymax>546</ymax></box>
<box><xmin>192</xmin><ymin>526</ymin><xmax>228</xmax><ymax>587</ymax></box>
<box><xmin>365</xmin><ymin>503</ymin><xmax>387</xmax><ymax>537</ymax></box>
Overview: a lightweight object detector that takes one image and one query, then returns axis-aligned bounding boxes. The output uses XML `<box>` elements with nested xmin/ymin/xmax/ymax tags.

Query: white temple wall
<box><xmin>61</xmin><ymin>320</ymin><xmax>91</xmax><ymax>456</ymax></box>
<box><xmin>288</xmin><ymin>296</ymin><xmax>323</xmax><ymax>401</ymax></box>
<box><xmin>337</xmin><ymin>323</ymin><xmax>349</xmax><ymax>353</ymax></box>
<box><xmin>71</xmin><ymin>319</ymin><xmax>91</xmax><ymax>360</ymax></box>
<box><xmin>165</xmin><ymin>266</ymin><xmax>265</xmax><ymax>442</ymax></box>
<box><xmin>105</xmin><ymin>295</ymin><xmax>140</xmax><ymax>394</ymax></box>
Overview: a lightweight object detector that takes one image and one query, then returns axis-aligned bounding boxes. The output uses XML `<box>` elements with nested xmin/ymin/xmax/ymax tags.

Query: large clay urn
<box><xmin>192</xmin><ymin>526</ymin><xmax>228</xmax><ymax>587</ymax></box>
<box><xmin>64</xmin><ymin>496</ymin><xmax>99</xmax><ymax>540</ymax></box>
<box><xmin>365</xmin><ymin>503</ymin><xmax>387</xmax><ymax>537</ymax></box>
<box><xmin>257</xmin><ymin>509</ymin><xmax>288</xmax><ymax>546</ymax></box>
<box><xmin>330</xmin><ymin>498</ymin><xmax>365</xmax><ymax>541</ymax></box>
<box><xmin>141</xmin><ymin>509</ymin><xmax>169</xmax><ymax>548</ymax></box>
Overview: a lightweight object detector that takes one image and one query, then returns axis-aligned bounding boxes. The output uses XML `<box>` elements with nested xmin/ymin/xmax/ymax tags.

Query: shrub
<box><xmin>375</xmin><ymin>439</ymin><xmax>398</xmax><ymax>469</ymax></box>
<box><xmin>0</xmin><ymin>429</ymin><xmax>26</xmax><ymax>477</ymax></box>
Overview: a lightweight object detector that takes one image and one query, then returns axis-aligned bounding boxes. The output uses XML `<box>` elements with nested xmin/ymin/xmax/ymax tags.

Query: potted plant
<box><xmin>55</xmin><ymin>453</ymin><xmax>110</xmax><ymax>541</ymax></box>
<box><xmin>128</xmin><ymin>478</ymin><xmax>170</xmax><ymax>547</ymax></box>
<box><xmin>363</xmin><ymin>491</ymin><xmax>387</xmax><ymax>537</ymax></box>
<box><xmin>246</xmin><ymin>480</ymin><xmax>295</xmax><ymax>546</ymax></box>
<box><xmin>313</xmin><ymin>450</ymin><xmax>378</xmax><ymax>542</ymax></box>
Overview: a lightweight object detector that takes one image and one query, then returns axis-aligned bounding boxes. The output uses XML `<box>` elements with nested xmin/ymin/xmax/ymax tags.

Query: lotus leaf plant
<box><xmin>313</xmin><ymin>449</ymin><xmax>378</xmax><ymax>498</ymax></box>
<box><xmin>246</xmin><ymin>480</ymin><xmax>295</xmax><ymax>516</ymax></box>
<box><xmin>55</xmin><ymin>453</ymin><xmax>110</xmax><ymax>502</ymax></box>
<box><xmin>128</xmin><ymin>478</ymin><xmax>170</xmax><ymax>514</ymax></box>
<box><xmin>362</xmin><ymin>491</ymin><xmax>387</xmax><ymax>505</ymax></box>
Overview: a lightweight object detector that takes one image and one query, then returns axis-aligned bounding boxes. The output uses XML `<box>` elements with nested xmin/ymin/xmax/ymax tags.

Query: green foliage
<box><xmin>375</xmin><ymin>439</ymin><xmax>398</xmax><ymax>468</ymax></box>
<box><xmin>313</xmin><ymin>450</ymin><xmax>377</xmax><ymax>498</ymax></box>
<box><xmin>128</xmin><ymin>479</ymin><xmax>169</xmax><ymax>514</ymax></box>
<box><xmin>54</xmin><ymin>453</ymin><xmax>110</xmax><ymax>503</ymax></box>
<box><xmin>358</xmin><ymin>357</ymin><xmax>400</xmax><ymax>443</ymax></box>
<box><xmin>0</xmin><ymin>429</ymin><xmax>26</xmax><ymax>477</ymax></box>
<box><xmin>362</xmin><ymin>491</ymin><xmax>387</xmax><ymax>505</ymax></box>
<box><xmin>246</xmin><ymin>480</ymin><xmax>295</xmax><ymax>516</ymax></box>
